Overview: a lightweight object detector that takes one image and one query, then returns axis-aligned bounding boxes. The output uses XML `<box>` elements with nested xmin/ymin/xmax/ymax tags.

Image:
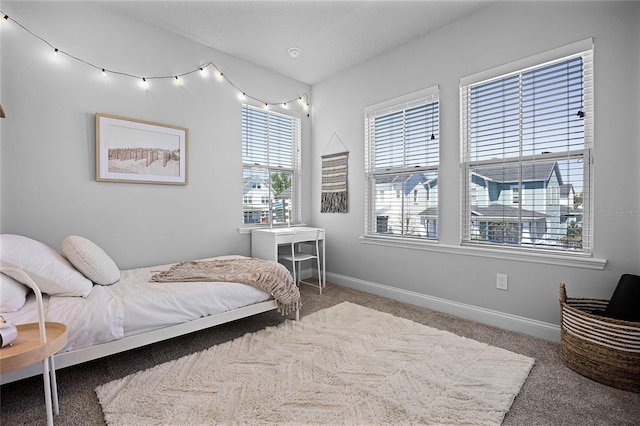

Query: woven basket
<box><xmin>559</xmin><ymin>283</ymin><xmax>640</xmax><ymax>392</ymax></box>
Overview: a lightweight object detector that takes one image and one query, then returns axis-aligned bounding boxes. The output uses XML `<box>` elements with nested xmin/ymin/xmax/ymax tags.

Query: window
<box><xmin>548</xmin><ymin>185</ymin><xmax>560</xmax><ymax>205</ymax></box>
<box><xmin>365</xmin><ymin>87</ymin><xmax>439</xmax><ymax>240</ymax></box>
<box><xmin>242</xmin><ymin>104</ymin><xmax>301</xmax><ymax>225</ymax></box>
<box><xmin>511</xmin><ymin>185</ymin><xmax>521</xmax><ymax>204</ymax></box>
<box><xmin>460</xmin><ymin>41</ymin><xmax>593</xmax><ymax>253</ymax></box>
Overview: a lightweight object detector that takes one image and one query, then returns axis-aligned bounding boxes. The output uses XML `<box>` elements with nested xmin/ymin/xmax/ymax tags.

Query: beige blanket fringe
<box><xmin>150</xmin><ymin>257</ymin><xmax>300</xmax><ymax>315</ymax></box>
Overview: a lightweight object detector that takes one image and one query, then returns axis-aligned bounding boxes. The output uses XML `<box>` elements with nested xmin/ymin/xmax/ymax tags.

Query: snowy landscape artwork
<box><xmin>96</xmin><ymin>114</ymin><xmax>188</xmax><ymax>185</ymax></box>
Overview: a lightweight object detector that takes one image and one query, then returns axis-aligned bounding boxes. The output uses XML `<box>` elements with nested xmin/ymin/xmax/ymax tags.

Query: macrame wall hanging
<box><xmin>321</xmin><ymin>133</ymin><xmax>349</xmax><ymax>213</ymax></box>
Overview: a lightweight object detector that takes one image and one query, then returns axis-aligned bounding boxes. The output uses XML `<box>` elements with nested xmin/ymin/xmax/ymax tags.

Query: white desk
<box><xmin>251</xmin><ymin>227</ymin><xmax>325</xmax><ymax>287</ymax></box>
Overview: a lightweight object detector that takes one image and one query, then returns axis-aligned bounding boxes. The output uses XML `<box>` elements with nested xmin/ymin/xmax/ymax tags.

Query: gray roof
<box><xmin>418</xmin><ymin>207</ymin><xmax>438</xmax><ymax>217</ymax></box>
<box><xmin>559</xmin><ymin>184</ymin><xmax>574</xmax><ymax>196</ymax></box>
<box><xmin>473</xmin><ymin>161</ymin><xmax>557</xmax><ymax>184</ymax></box>
<box><xmin>561</xmin><ymin>205</ymin><xmax>583</xmax><ymax>217</ymax></box>
<box><xmin>375</xmin><ymin>173</ymin><xmax>427</xmax><ymax>196</ymax></box>
<box><xmin>419</xmin><ymin>204</ymin><xmax>583</xmax><ymax>219</ymax></box>
<box><xmin>419</xmin><ymin>205</ymin><xmax>543</xmax><ymax>219</ymax></box>
<box><xmin>275</xmin><ymin>187</ymin><xmax>292</xmax><ymax>199</ymax></box>
<box><xmin>375</xmin><ymin>173</ymin><xmax>426</xmax><ymax>185</ymax></box>
<box><xmin>242</xmin><ymin>175</ymin><xmax>268</xmax><ymax>186</ymax></box>
<box><xmin>470</xmin><ymin>204</ymin><xmax>546</xmax><ymax>220</ymax></box>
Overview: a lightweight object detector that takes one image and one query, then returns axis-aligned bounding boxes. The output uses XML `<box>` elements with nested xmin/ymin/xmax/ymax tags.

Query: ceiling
<box><xmin>99</xmin><ymin>1</ymin><xmax>494</xmax><ymax>85</ymax></box>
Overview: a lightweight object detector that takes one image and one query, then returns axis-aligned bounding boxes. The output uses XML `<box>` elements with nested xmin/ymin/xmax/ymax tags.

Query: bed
<box><xmin>0</xmin><ymin>234</ymin><xmax>300</xmax><ymax>384</ymax></box>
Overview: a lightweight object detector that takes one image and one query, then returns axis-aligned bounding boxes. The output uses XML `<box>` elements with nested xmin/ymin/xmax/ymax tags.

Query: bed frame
<box><xmin>1</xmin><ymin>299</ymin><xmax>298</xmax><ymax>384</ymax></box>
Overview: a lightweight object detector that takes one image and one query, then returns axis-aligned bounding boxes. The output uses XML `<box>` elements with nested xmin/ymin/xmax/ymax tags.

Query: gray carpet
<box><xmin>1</xmin><ymin>283</ymin><xmax>638</xmax><ymax>425</ymax></box>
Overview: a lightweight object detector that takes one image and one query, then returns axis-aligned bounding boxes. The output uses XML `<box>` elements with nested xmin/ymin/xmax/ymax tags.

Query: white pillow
<box><xmin>62</xmin><ymin>236</ymin><xmax>120</xmax><ymax>285</ymax></box>
<box><xmin>0</xmin><ymin>234</ymin><xmax>93</xmax><ymax>297</ymax></box>
<box><xmin>0</xmin><ymin>273</ymin><xmax>29</xmax><ymax>312</ymax></box>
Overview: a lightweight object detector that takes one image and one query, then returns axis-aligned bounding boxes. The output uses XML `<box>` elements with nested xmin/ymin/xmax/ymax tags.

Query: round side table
<box><xmin>1</xmin><ymin>322</ymin><xmax>68</xmax><ymax>426</ymax></box>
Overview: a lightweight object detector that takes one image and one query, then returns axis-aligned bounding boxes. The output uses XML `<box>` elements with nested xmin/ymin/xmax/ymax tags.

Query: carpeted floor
<box><xmin>1</xmin><ymin>282</ymin><xmax>639</xmax><ymax>425</ymax></box>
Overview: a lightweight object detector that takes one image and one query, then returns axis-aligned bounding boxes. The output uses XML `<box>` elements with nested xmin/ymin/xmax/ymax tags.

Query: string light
<box><xmin>0</xmin><ymin>10</ymin><xmax>311</xmax><ymax>113</ymax></box>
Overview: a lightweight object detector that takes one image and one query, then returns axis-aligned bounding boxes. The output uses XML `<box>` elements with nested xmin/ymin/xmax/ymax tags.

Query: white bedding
<box><xmin>2</xmin><ymin>256</ymin><xmax>272</xmax><ymax>353</ymax></box>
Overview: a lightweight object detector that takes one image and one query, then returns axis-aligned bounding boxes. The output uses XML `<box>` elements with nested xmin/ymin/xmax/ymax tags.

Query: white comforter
<box><xmin>2</xmin><ymin>256</ymin><xmax>271</xmax><ymax>352</ymax></box>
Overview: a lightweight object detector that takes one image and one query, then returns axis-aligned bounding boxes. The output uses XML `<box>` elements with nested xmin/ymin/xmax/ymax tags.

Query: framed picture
<box><xmin>96</xmin><ymin>113</ymin><xmax>188</xmax><ymax>185</ymax></box>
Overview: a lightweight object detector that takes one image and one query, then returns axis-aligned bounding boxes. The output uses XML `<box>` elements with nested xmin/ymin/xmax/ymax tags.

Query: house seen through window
<box><xmin>460</xmin><ymin>43</ymin><xmax>593</xmax><ymax>253</ymax></box>
<box><xmin>241</xmin><ymin>104</ymin><xmax>301</xmax><ymax>226</ymax></box>
<box><xmin>364</xmin><ymin>87</ymin><xmax>440</xmax><ymax>240</ymax></box>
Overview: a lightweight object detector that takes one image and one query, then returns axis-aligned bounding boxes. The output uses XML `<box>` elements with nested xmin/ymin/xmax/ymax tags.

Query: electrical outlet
<box><xmin>497</xmin><ymin>274</ymin><xmax>508</xmax><ymax>290</ymax></box>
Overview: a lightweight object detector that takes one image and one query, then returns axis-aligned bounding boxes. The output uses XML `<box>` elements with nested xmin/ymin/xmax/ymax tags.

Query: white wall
<box><xmin>311</xmin><ymin>1</ymin><xmax>640</xmax><ymax>332</ymax></box>
<box><xmin>0</xmin><ymin>1</ymin><xmax>312</xmax><ymax>269</ymax></box>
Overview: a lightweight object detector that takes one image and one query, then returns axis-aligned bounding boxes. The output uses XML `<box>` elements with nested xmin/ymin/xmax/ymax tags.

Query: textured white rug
<box><xmin>96</xmin><ymin>302</ymin><xmax>534</xmax><ymax>425</ymax></box>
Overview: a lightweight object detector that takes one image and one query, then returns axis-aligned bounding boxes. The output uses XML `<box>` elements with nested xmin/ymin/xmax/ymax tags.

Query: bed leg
<box><xmin>295</xmin><ymin>309</ymin><xmax>300</xmax><ymax>321</ymax></box>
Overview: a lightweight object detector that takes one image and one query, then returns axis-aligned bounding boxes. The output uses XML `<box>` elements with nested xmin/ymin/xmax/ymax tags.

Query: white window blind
<box><xmin>242</xmin><ymin>104</ymin><xmax>301</xmax><ymax>226</ymax></box>
<box><xmin>365</xmin><ymin>87</ymin><xmax>439</xmax><ymax>240</ymax></box>
<box><xmin>460</xmin><ymin>43</ymin><xmax>593</xmax><ymax>253</ymax></box>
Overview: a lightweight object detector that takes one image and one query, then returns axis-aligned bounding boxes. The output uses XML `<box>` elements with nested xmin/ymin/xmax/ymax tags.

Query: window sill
<box><xmin>359</xmin><ymin>235</ymin><xmax>607</xmax><ymax>270</ymax></box>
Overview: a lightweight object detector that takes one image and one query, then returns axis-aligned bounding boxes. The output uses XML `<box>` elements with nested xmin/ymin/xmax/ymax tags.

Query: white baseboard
<box><xmin>327</xmin><ymin>272</ymin><xmax>561</xmax><ymax>343</ymax></box>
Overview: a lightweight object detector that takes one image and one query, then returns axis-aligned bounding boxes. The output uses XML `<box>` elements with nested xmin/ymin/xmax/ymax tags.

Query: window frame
<box><xmin>364</xmin><ymin>86</ymin><xmax>440</xmax><ymax>242</ymax></box>
<box><xmin>241</xmin><ymin>103</ymin><xmax>302</xmax><ymax>227</ymax></box>
<box><xmin>459</xmin><ymin>39</ymin><xmax>594</xmax><ymax>255</ymax></box>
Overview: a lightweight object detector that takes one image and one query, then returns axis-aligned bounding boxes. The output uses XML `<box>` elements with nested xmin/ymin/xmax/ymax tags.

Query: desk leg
<box><xmin>322</xmin><ymin>239</ymin><xmax>326</xmax><ymax>289</ymax></box>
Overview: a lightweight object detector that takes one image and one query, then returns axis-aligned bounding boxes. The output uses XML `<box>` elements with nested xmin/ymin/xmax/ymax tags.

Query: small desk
<box><xmin>251</xmin><ymin>227</ymin><xmax>326</xmax><ymax>287</ymax></box>
<box><xmin>0</xmin><ymin>322</ymin><xmax>68</xmax><ymax>426</ymax></box>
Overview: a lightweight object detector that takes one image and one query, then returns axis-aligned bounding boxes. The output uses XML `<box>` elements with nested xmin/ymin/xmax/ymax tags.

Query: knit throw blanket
<box><xmin>150</xmin><ymin>258</ymin><xmax>300</xmax><ymax>315</ymax></box>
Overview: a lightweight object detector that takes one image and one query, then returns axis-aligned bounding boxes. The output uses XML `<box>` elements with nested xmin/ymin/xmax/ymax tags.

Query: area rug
<box><xmin>95</xmin><ymin>302</ymin><xmax>534</xmax><ymax>425</ymax></box>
